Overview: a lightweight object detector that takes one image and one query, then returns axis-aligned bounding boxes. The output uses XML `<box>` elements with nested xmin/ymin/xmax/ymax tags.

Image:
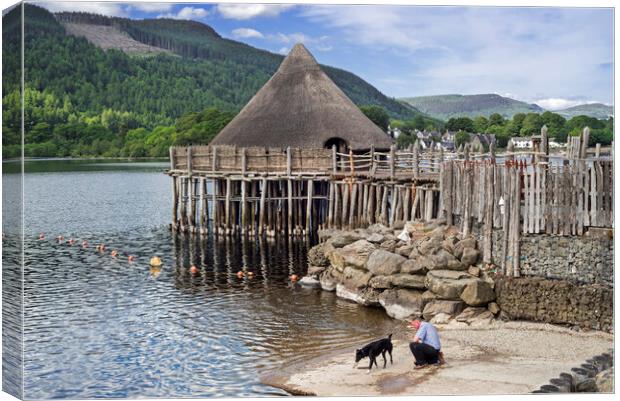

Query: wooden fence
<box><xmin>440</xmin><ymin>158</ymin><xmax>614</xmax><ymax>276</ymax></box>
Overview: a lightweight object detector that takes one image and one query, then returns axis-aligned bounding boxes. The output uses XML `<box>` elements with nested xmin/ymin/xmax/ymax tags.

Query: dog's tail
<box><xmin>387</xmin><ymin>333</ymin><xmax>393</xmax><ymax>341</ymax></box>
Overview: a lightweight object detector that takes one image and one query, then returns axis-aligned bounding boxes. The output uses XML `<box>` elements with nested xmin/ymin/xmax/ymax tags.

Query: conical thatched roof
<box><xmin>210</xmin><ymin>43</ymin><xmax>393</xmax><ymax>150</ymax></box>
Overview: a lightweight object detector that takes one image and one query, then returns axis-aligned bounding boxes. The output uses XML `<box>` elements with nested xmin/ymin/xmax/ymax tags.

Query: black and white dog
<box><xmin>354</xmin><ymin>333</ymin><xmax>393</xmax><ymax>372</ymax></box>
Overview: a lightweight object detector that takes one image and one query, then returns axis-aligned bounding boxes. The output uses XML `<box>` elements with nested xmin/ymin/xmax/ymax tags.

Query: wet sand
<box><xmin>263</xmin><ymin>321</ymin><xmax>613</xmax><ymax>396</ymax></box>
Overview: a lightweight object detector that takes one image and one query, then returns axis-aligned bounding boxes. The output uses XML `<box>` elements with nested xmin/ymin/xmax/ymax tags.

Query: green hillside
<box><xmin>400</xmin><ymin>94</ymin><xmax>543</xmax><ymax>120</ymax></box>
<box><xmin>555</xmin><ymin>103</ymin><xmax>613</xmax><ymax>119</ymax></box>
<box><xmin>2</xmin><ymin>4</ymin><xmax>422</xmax><ymax>158</ymax></box>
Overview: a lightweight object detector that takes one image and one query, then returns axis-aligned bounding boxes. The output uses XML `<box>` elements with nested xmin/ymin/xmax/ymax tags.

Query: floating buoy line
<box><xmin>29</xmin><ymin>233</ymin><xmax>302</xmax><ymax>282</ymax></box>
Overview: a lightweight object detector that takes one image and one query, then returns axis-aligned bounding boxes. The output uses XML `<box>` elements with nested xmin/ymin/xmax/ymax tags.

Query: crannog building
<box><xmin>210</xmin><ymin>43</ymin><xmax>393</xmax><ymax>153</ymax></box>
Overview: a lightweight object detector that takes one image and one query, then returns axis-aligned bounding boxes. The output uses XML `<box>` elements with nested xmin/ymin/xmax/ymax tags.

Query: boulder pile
<box><xmin>304</xmin><ymin>220</ymin><xmax>499</xmax><ymax>324</ymax></box>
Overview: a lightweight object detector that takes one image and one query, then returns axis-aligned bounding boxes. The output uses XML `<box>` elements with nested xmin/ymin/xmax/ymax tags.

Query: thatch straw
<box><xmin>211</xmin><ymin>43</ymin><xmax>393</xmax><ymax>151</ymax></box>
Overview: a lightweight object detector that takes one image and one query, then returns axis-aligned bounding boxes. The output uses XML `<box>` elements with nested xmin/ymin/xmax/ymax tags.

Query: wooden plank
<box><xmin>511</xmin><ymin>167</ymin><xmax>521</xmax><ymax>277</ymax></box>
<box><xmin>522</xmin><ymin>168</ymin><xmax>529</xmax><ymax>235</ymax></box>
<box><xmin>259</xmin><ymin>178</ymin><xmax>266</xmax><ymax>234</ymax></box>
<box><xmin>590</xmin><ymin>163</ymin><xmax>598</xmax><ymax>226</ymax></box>
<box><xmin>445</xmin><ymin>162</ymin><xmax>453</xmax><ymax>225</ymax></box>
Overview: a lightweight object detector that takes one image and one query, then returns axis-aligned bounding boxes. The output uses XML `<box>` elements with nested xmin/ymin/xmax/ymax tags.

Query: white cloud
<box><xmin>128</xmin><ymin>3</ymin><xmax>173</xmax><ymax>13</ymax></box>
<box><xmin>534</xmin><ymin>98</ymin><xmax>599</xmax><ymax>111</ymax></box>
<box><xmin>232</xmin><ymin>28</ymin><xmax>264</xmax><ymax>39</ymax></box>
<box><xmin>217</xmin><ymin>4</ymin><xmax>294</xmax><ymax>20</ymax></box>
<box><xmin>268</xmin><ymin>32</ymin><xmax>331</xmax><ymax>51</ymax></box>
<box><xmin>278</xmin><ymin>47</ymin><xmax>289</xmax><ymax>55</ymax></box>
<box><xmin>301</xmin><ymin>5</ymin><xmax>613</xmax><ymax>102</ymax></box>
<box><xmin>38</xmin><ymin>2</ymin><xmax>129</xmax><ymax>17</ymax></box>
<box><xmin>158</xmin><ymin>6</ymin><xmax>209</xmax><ymax>20</ymax></box>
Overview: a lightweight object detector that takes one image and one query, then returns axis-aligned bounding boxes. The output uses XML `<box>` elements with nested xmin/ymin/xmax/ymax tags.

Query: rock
<box><xmin>456</xmin><ymin>307</ymin><xmax>488</xmax><ymax>322</ymax></box>
<box><xmin>368</xmin><ymin>275</ymin><xmax>392</xmax><ymax>289</ymax></box>
<box><xmin>425</xmin><ymin>270</ymin><xmax>475</xmax><ymax>300</ymax></box>
<box><xmin>488</xmin><ymin>302</ymin><xmax>500</xmax><ymax>315</ymax></box>
<box><xmin>379</xmin><ymin>289</ymin><xmax>426</xmax><ymax>320</ymax></box>
<box><xmin>390</xmin><ymin>273</ymin><xmax>426</xmax><ymax>290</ymax></box>
<box><xmin>329</xmin><ymin>232</ymin><xmax>362</xmax><ymax>248</ymax></box>
<box><xmin>367</xmin><ymin>223</ymin><xmax>391</xmax><ymax>235</ymax></box>
<box><xmin>441</xmin><ymin>236</ymin><xmax>458</xmax><ymax>254</ymax></box>
<box><xmin>430</xmin><ymin>312</ymin><xmax>453</xmax><ymax>325</ymax></box>
<box><xmin>396</xmin><ymin>244</ymin><xmax>414</xmax><ymax>257</ymax></box>
<box><xmin>329</xmin><ymin>240</ymin><xmax>376</xmax><ymax>271</ymax></box>
<box><xmin>417</xmin><ymin>236</ymin><xmax>443</xmax><ymax>256</ymax></box>
<box><xmin>467</xmin><ymin>265</ymin><xmax>481</xmax><ymax>277</ymax></box>
<box><xmin>469</xmin><ymin>311</ymin><xmax>495</xmax><ymax>326</ymax></box>
<box><xmin>367</xmin><ymin>233</ymin><xmax>385</xmax><ymax>244</ymax></box>
<box><xmin>307</xmin><ymin>243</ymin><xmax>330</xmax><ymax>267</ymax></box>
<box><xmin>429</xmin><ymin>226</ymin><xmax>447</xmax><ymax>239</ymax></box>
<box><xmin>461</xmin><ymin>247</ymin><xmax>480</xmax><ymax>266</ymax></box>
<box><xmin>319</xmin><ymin>271</ymin><xmax>338</xmax><ymax>291</ymax></box>
<box><xmin>342</xmin><ymin>266</ymin><xmax>373</xmax><ymax>290</ymax></box>
<box><xmin>454</xmin><ymin>237</ymin><xmax>477</xmax><ymax>259</ymax></box>
<box><xmin>380</xmin><ymin>239</ymin><xmax>398</xmax><ymax>253</ymax></box>
<box><xmin>430</xmin><ymin>249</ymin><xmax>464</xmax><ymax>270</ymax></box>
<box><xmin>299</xmin><ymin>276</ymin><xmax>321</xmax><ymax>288</ymax></box>
<box><xmin>595</xmin><ymin>367</ymin><xmax>614</xmax><ymax>393</ymax></box>
<box><xmin>366</xmin><ymin>249</ymin><xmax>406</xmax><ymax>276</ymax></box>
<box><xmin>460</xmin><ymin>279</ymin><xmax>496</xmax><ymax>306</ymax></box>
<box><xmin>400</xmin><ymin>259</ymin><xmax>427</xmax><ymax>275</ymax></box>
<box><xmin>336</xmin><ymin>284</ymin><xmax>380</xmax><ymax>306</ymax></box>
<box><xmin>423</xmin><ymin>300</ymin><xmax>465</xmax><ymax>320</ymax></box>
<box><xmin>422</xmin><ymin>290</ymin><xmax>439</xmax><ymax>303</ymax></box>
<box><xmin>307</xmin><ymin>265</ymin><xmax>326</xmax><ymax>276</ymax></box>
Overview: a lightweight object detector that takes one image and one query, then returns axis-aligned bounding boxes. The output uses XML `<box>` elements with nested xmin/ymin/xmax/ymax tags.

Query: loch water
<box><xmin>2</xmin><ymin>159</ymin><xmax>397</xmax><ymax>399</ymax></box>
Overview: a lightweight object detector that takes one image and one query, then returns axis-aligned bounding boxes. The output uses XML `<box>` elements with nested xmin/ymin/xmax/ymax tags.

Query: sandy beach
<box><xmin>263</xmin><ymin>320</ymin><xmax>613</xmax><ymax>396</ymax></box>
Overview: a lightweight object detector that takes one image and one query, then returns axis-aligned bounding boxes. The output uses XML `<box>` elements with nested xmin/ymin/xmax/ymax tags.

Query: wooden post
<box><xmin>501</xmin><ymin>165</ymin><xmax>512</xmax><ymax>275</ymax></box>
<box><xmin>413</xmin><ymin>141</ymin><xmax>419</xmax><ymax>179</ymax></box>
<box><xmin>370</xmin><ymin>145</ymin><xmax>375</xmax><ymax>173</ymax></box>
<box><xmin>580</xmin><ymin>127</ymin><xmax>590</xmax><ymax>159</ymax></box>
<box><xmin>595</xmin><ymin>143</ymin><xmax>601</xmax><ymax>158</ymax></box>
<box><xmin>286</xmin><ymin>146</ymin><xmax>292</xmax><ymax>176</ymax></box>
<box><xmin>306</xmin><ymin>179</ymin><xmax>314</xmax><ymax>233</ymax></box>
<box><xmin>389</xmin><ymin>144</ymin><xmax>395</xmax><ymax>179</ymax></box>
<box><xmin>511</xmin><ymin>167</ymin><xmax>521</xmax><ymax>277</ymax></box>
<box><xmin>483</xmin><ymin>164</ymin><xmax>494</xmax><ymax>263</ymax></box>
<box><xmin>259</xmin><ymin>178</ymin><xmax>266</xmax><ymax>235</ymax></box>
<box><xmin>464</xmin><ymin>143</ymin><xmax>470</xmax><ymax>161</ymax></box>
<box><xmin>540</xmin><ymin>125</ymin><xmax>548</xmax><ymax>165</ymax></box>
<box><xmin>445</xmin><ymin>162</ymin><xmax>453</xmax><ymax>226</ymax></box>
<box><xmin>332</xmin><ymin>145</ymin><xmax>337</xmax><ymax>173</ymax></box>
<box><xmin>225</xmin><ymin>177</ymin><xmax>232</xmax><ymax>234</ymax></box>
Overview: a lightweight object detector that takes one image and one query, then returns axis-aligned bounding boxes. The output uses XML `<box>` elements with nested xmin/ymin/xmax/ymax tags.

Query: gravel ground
<box><xmin>263</xmin><ymin>320</ymin><xmax>613</xmax><ymax>396</ymax></box>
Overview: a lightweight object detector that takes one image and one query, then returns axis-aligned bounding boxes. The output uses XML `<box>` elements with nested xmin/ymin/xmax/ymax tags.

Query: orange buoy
<box><xmin>190</xmin><ymin>265</ymin><xmax>199</xmax><ymax>275</ymax></box>
<box><xmin>150</xmin><ymin>256</ymin><xmax>162</xmax><ymax>267</ymax></box>
<box><xmin>111</xmin><ymin>250</ymin><xmax>118</xmax><ymax>257</ymax></box>
<box><xmin>127</xmin><ymin>255</ymin><xmax>135</xmax><ymax>262</ymax></box>
<box><xmin>290</xmin><ymin>274</ymin><xmax>299</xmax><ymax>282</ymax></box>
<box><xmin>236</xmin><ymin>271</ymin><xmax>244</xmax><ymax>278</ymax></box>
<box><xmin>39</xmin><ymin>233</ymin><xmax>45</xmax><ymax>240</ymax></box>
<box><xmin>247</xmin><ymin>271</ymin><xmax>254</xmax><ymax>277</ymax></box>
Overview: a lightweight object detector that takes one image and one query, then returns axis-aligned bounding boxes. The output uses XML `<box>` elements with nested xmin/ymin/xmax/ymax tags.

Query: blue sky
<box><xmin>36</xmin><ymin>2</ymin><xmax>614</xmax><ymax>109</ymax></box>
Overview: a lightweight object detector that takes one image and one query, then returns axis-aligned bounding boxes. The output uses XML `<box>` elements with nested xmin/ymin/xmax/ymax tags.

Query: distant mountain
<box><xmin>399</xmin><ymin>94</ymin><xmax>544</xmax><ymax>120</ymax></box>
<box><xmin>554</xmin><ymin>103</ymin><xmax>613</xmax><ymax>119</ymax></box>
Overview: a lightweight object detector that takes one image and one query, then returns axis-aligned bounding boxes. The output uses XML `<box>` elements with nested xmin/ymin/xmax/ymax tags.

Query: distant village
<box><xmin>388</xmin><ymin>127</ymin><xmax>566</xmax><ymax>152</ymax></box>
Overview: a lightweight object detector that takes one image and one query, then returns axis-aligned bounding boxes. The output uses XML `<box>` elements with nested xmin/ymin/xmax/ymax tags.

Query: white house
<box><xmin>510</xmin><ymin>137</ymin><xmax>533</xmax><ymax>149</ymax></box>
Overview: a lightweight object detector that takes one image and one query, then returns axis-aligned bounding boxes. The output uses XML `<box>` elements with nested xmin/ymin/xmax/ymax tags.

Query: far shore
<box><xmin>262</xmin><ymin>320</ymin><xmax>613</xmax><ymax>396</ymax></box>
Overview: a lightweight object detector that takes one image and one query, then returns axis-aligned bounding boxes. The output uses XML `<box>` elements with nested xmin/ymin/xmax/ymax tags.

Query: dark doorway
<box><xmin>324</xmin><ymin>137</ymin><xmax>348</xmax><ymax>153</ymax></box>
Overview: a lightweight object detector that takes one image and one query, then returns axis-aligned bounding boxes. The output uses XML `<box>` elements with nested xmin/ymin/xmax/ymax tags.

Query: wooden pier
<box><xmin>166</xmin><ymin>143</ymin><xmax>450</xmax><ymax>236</ymax></box>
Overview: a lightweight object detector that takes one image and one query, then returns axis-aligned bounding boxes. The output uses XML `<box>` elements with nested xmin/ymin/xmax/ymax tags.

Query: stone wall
<box><xmin>463</xmin><ymin>219</ymin><xmax>613</xmax><ymax>287</ymax></box>
<box><xmin>494</xmin><ymin>276</ymin><xmax>613</xmax><ymax>332</ymax></box>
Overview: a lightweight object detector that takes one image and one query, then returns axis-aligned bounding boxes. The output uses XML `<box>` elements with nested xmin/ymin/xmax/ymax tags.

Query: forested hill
<box><xmin>3</xmin><ymin>4</ymin><xmax>418</xmax><ymax>126</ymax></box>
<box><xmin>555</xmin><ymin>103</ymin><xmax>613</xmax><ymax>119</ymax></box>
<box><xmin>400</xmin><ymin>94</ymin><xmax>544</xmax><ymax>120</ymax></box>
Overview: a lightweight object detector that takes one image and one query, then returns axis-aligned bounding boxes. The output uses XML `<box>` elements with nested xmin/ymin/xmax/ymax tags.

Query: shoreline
<box><xmin>262</xmin><ymin>320</ymin><xmax>613</xmax><ymax>396</ymax></box>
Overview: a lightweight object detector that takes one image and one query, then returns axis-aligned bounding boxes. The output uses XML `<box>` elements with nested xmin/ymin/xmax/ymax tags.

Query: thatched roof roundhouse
<box><xmin>210</xmin><ymin>43</ymin><xmax>393</xmax><ymax>151</ymax></box>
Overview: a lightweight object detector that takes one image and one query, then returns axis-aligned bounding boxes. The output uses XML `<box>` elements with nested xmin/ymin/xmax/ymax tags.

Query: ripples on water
<box><xmin>4</xmin><ymin>160</ymin><xmax>398</xmax><ymax>399</ymax></box>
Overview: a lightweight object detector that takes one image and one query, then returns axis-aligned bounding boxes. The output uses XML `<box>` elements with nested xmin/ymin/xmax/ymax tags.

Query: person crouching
<box><xmin>408</xmin><ymin>317</ymin><xmax>443</xmax><ymax>369</ymax></box>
